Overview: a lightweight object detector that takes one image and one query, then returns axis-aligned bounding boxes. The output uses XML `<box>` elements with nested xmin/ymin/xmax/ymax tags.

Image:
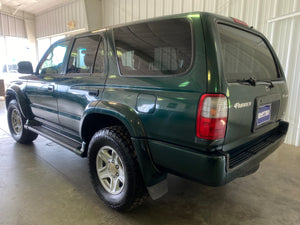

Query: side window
<box><xmin>94</xmin><ymin>40</ymin><xmax>105</xmax><ymax>74</ymax></box>
<box><xmin>113</xmin><ymin>18</ymin><xmax>192</xmax><ymax>76</ymax></box>
<box><xmin>67</xmin><ymin>36</ymin><xmax>100</xmax><ymax>74</ymax></box>
<box><xmin>39</xmin><ymin>41</ymin><xmax>69</xmax><ymax>75</ymax></box>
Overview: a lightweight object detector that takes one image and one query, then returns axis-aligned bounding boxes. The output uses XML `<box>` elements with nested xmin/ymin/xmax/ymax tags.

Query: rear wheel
<box><xmin>88</xmin><ymin>126</ymin><xmax>148</xmax><ymax>211</ymax></box>
<box><xmin>7</xmin><ymin>100</ymin><xmax>38</xmax><ymax>144</ymax></box>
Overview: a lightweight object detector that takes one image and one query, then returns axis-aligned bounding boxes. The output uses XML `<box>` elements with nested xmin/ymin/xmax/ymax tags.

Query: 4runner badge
<box><xmin>234</xmin><ymin>102</ymin><xmax>252</xmax><ymax>109</ymax></box>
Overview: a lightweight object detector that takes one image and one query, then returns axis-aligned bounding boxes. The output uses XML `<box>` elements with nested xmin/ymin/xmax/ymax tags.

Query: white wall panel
<box><xmin>100</xmin><ymin>0</ymin><xmax>299</xmax><ymax>28</ymax></box>
<box><xmin>172</xmin><ymin>0</ymin><xmax>182</xmax><ymax>14</ymax></box>
<box><xmin>133</xmin><ymin>0</ymin><xmax>140</xmax><ymax>20</ymax></box>
<box><xmin>164</xmin><ymin>0</ymin><xmax>173</xmax><ymax>15</ymax></box>
<box><xmin>100</xmin><ymin>0</ymin><xmax>300</xmax><ymax>146</ymax></box>
<box><xmin>36</xmin><ymin>0</ymin><xmax>88</xmax><ymax>38</ymax></box>
<box><xmin>0</xmin><ymin>13</ymin><xmax>27</xmax><ymax>38</ymax></box>
<box><xmin>119</xmin><ymin>0</ymin><xmax>126</xmax><ymax>23</ymax></box>
<box><xmin>139</xmin><ymin>0</ymin><xmax>147</xmax><ymax>19</ymax></box>
<box><xmin>155</xmin><ymin>0</ymin><xmax>164</xmax><ymax>17</ymax></box>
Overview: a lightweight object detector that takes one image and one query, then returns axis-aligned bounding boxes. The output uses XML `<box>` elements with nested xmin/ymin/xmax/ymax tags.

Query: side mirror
<box><xmin>18</xmin><ymin>61</ymin><xmax>33</xmax><ymax>74</ymax></box>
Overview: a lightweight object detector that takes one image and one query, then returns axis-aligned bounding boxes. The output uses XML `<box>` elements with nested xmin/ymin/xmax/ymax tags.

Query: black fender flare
<box><xmin>80</xmin><ymin>101</ymin><xmax>167</xmax><ymax>187</ymax></box>
<box><xmin>5</xmin><ymin>84</ymin><xmax>34</xmax><ymax>120</ymax></box>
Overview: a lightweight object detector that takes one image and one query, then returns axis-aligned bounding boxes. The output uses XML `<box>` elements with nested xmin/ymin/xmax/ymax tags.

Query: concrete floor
<box><xmin>0</xmin><ymin>99</ymin><xmax>300</xmax><ymax>225</ymax></box>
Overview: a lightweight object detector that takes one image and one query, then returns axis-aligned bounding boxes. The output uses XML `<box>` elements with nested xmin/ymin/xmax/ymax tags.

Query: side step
<box><xmin>25</xmin><ymin>124</ymin><xmax>85</xmax><ymax>156</ymax></box>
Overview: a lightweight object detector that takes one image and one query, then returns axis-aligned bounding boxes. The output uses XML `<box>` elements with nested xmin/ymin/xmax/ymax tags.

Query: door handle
<box><xmin>88</xmin><ymin>89</ymin><xmax>100</xmax><ymax>97</ymax></box>
<box><xmin>48</xmin><ymin>85</ymin><xmax>54</xmax><ymax>92</ymax></box>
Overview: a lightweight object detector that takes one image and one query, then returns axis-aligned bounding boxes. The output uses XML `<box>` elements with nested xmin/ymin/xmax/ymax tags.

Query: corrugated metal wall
<box><xmin>0</xmin><ymin>13</ymin><xmax>27</xmax><ymax>38</ymax></box>
<box><xmin>100</xmin><ymin>0</ymin><xmax>300</xmax><ymax>146</ymax></box>
<box><xmin>35</xmin><ymin>0</ymin><xmax>88</xmax><ymax>38</ymax></box>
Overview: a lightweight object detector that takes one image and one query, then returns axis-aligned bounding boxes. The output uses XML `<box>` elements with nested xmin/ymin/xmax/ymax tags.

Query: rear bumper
<box><xmin>149</xmin><ymin>121</ymin><xmax>288</xmax><ymax>186</ymax></box>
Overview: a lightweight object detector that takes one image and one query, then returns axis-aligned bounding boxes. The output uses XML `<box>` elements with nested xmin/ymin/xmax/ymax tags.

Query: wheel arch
<box><xmin>80</xmin><ymin>102</ymin><xmax>167</xmax><ymax>188</ymax></box>
<box><xmin>5</xmin><ymin>86</ymin><xmax>34</xmax><ymax>120</ymax></box>
<box><xmin>80</xmin><ymin>101</ymin><xmax>147</xmax><ymax>145</ymax></box>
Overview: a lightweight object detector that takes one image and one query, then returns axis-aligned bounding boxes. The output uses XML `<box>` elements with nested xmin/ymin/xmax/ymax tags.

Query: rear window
<box><xmin>113</xmin><ymin>18</ymin><xmax>192</xmax><ymax>76</ymax></box>
<box><xmin>218</xmin><ymin>24</ymin><xmax>278</xmax><ymax>82</ymax></box>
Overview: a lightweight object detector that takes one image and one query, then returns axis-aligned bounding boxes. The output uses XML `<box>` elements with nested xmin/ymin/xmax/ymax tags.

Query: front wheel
<box><xmin>7</xmin><ymin>100</ymin><xmax>38</xmax><ymax>144</ymax></box>
<box><xmin>88</xmin><ymin>126</ymin><xmax>148</xmax><ymax>211</ymax></box>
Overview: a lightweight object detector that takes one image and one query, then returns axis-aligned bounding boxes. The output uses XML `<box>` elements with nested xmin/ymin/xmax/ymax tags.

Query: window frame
<box><xmin>112</xmin><ymin>17</ymin><xmax>195</xmax><ymax>78</ymax></box>
<box><xmin>92</xmin><ymin>34</ymin><xmax>107</xmax><ymax>76</ymax></box>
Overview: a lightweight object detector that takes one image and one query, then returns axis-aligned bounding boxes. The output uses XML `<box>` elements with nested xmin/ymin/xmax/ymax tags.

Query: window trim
<box><xmin>112</xmin><ymin>17</ymin><xmax>195</xmax><ymax>78</ymax></box>
<box><xmin>92</xmin><ymin>34</ymin><xmax>107</xmax><ymax>76</ymax></box>
<box><xmin>216</xmin><ymin>21</ymin><xmax>283</xmax><ymax>82</ymax></box>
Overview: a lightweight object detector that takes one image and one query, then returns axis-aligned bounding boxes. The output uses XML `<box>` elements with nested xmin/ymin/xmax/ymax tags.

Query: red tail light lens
<box><xmin>196</xmin><ymin>94</ymin><xmax>228</xmax><ymax>140</ymax></box>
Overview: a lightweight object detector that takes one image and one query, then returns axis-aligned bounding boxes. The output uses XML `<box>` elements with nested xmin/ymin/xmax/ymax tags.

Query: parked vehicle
<box><xmin>2</xmin><ymin>64</ymin><xmax>18</xmax><ymax>73</ymax></box>
<box><xmin>5</xmin><ymin>12</ymin><xmax>289</xmax><ymax>211</ymax></box>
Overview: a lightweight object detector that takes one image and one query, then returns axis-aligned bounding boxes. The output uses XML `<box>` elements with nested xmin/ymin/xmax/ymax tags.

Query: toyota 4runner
<box><xmin>5</xmin><ymin>12</ymin><xmax>289</xmax><ymax>211</ymax></box>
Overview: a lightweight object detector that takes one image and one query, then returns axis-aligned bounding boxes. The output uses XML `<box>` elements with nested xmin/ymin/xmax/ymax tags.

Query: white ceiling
<box><xmin>1</xmin><ymin>0</ymin><xmax>73</xmax><ymax>15</ymax></box>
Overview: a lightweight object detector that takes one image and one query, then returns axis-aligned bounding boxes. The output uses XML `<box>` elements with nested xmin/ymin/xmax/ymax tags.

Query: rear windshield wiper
<box><xmin>258</xmin><ymin>80</ymin><xmax>274</xmax><ymax>88</ymax></box>
<box><xmin>236</xmin><ymin>76</ymin><xmax>256</xmax><ymax>86</ymax></box>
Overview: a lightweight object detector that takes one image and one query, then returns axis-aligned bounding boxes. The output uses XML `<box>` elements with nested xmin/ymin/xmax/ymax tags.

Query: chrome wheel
<box><xmin>11</xmin><ymin>108</ymin><xmax>23</xmax><ymax>135</ymax></box>
<box><xmin>96</xmin><ymin>146</ymin><xmax>125</xmax><ymax>195</ymax></box>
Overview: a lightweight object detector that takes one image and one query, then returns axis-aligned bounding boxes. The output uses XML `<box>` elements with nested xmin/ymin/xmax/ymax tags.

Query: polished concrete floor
<box><xmin>0</xmin><ymin>99</ymin><xmax>300</xmax><ymax>225</ymax></box>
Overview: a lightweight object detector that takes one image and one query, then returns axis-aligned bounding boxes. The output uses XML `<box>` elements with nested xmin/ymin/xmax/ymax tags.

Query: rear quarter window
<box><xmin>218</xmin><ymin>24</ymin><xmax>279</xmax><ymax>82</ymax></box>
<box><xmin>113</xmin><ymin>18</ymin><xmax>192</xmax><ymax>76</ymax></box>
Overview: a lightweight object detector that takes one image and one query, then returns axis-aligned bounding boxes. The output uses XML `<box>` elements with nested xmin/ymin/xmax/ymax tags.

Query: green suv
<box><xmin>5</xmin><ymin>12</ymin><xmax>289</xmax><ymax>211</ymax></box>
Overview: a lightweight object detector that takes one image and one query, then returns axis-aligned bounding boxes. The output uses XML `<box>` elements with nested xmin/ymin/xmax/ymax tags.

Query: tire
<box><xmin>7</xmin><ymin>100</ymin><xmax>38</xmax><ymax>144</ymax></box>
<box><xmin>88</xmin><ymin>126</ymin><xmax>148</xmax><ymax>211</ymax></box>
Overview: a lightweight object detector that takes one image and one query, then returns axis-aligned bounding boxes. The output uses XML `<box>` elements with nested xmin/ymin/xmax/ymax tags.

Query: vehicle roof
<box><xmin>55</xmin><ymin>11</ymin><xmax>259</xmax><ymax>43</ymax></box>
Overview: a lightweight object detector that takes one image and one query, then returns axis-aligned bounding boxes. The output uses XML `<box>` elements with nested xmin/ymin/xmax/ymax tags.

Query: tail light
<box><xmin>232</xmin><ymin>18</ymin><xmax>248</xmax><ymax>27</ymax></box>
<box><xmin>196</xmin><ymin>94</ymin><xmax>228</xmax><ymax>140</ymax></box>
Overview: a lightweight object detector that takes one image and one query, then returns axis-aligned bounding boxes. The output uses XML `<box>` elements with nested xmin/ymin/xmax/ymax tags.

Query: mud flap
<box><xmin>131</xmin><ymin>137</ymin><xmax>168</xmax><ymax>199</ymax></box>
<box><xmin>147</xmin><ymin>179</ymin><xmax>168</xmax><ymax>200</ymax></box>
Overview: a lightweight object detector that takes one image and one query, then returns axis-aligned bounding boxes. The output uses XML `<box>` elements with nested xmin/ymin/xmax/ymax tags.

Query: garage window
<box><xmin>113</xmin><ymin>18</ymin><xmax>192</xmax><ymax>76</ymax></box>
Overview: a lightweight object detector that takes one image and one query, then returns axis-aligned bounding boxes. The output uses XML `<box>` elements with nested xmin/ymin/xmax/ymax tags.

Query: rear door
<box><xmin>56</xmin><ymin>34</ymin><xmax>106</xmax><ymax>133</ymax></box>
<box><xmin>217</xmin><ymin>24</ymin><xmax>288</xmax><ymax>151</ymax></box>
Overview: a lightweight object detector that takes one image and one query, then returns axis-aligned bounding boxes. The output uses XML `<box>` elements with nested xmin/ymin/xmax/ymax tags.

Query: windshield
<box><xmin>218</xmin><ymin>24</ymin><xmax>279</xmax><ymax>82</ymax></box>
